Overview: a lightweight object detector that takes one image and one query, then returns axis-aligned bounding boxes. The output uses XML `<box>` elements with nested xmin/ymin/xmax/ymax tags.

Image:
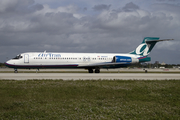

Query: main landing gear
<box><xmin>88</xmin><ymin>69</ymin><xmax>93</xmax><ymax>73</ymax></box>
<box><xmin>88</xmin><ymin>68</ymin><xmax>100</xmax><ymax>73</ymax></box>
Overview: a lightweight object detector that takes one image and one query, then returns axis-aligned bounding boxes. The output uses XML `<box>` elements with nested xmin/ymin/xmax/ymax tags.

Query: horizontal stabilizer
<box><xmin>146</xmin><ymin>39</ymin><xmax>174</xmax><ymax>43</ymax></box>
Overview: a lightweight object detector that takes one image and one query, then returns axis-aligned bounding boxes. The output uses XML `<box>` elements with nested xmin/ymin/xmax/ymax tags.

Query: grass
<box><xmin>0</xmin><ymin>80</ymin><xmax>180</xmax><ymax>119</ymax></box>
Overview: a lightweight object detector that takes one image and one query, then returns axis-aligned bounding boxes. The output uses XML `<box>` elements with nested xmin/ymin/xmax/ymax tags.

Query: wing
<box><xmin>77</xmin><ymin>62</ymin><xmax>131</xmax><ymax>68</ymax></box>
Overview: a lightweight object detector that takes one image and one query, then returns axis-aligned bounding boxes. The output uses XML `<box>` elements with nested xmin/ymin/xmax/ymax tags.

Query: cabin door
<box><xmin>24</xmin><ymin>54</ymin><xmax>29</xmax><ymax>63</ymax></box>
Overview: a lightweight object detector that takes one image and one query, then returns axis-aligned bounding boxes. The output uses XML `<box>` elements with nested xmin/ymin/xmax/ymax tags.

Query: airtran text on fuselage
<box><xmin>38</xmin><ymin>53</ymin><xmax>61</xmax><ymax>57</ymax></box>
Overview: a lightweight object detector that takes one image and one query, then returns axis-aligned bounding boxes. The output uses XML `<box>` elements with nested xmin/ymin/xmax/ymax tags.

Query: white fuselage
<box><xmin>5</xmin><ymin>52</ymin><xmax>140</xmax><ymax>69</ymax></box>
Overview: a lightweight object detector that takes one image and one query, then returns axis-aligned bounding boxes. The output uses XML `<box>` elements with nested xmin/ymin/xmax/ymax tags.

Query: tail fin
<box><xmin>129</xmin><ymin>37</ymin><xmax>173</xmax><ymax>56</ymax></box>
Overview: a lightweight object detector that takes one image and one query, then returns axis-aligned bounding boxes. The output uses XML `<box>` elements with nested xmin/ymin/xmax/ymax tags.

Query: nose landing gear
<box><xmin>14</xmin><ymin>68</ymin><xmax>18</xmax><ymax>73</ymax></box>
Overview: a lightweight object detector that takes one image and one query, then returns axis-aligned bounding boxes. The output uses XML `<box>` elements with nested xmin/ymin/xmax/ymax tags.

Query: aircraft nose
<box><xmin>5</xmin><ymin>60</ymin><xmax>13</xmax><ymax>67</ymax></box>
<box><xmin>5</xmin><ymin>60</ymin><xmax>10</xmax><ymax>65</ymax></box>
<box><xmin>6</xmin><ymin>60</ymin><xmax>11</xmax><ymax>64</ymax></box>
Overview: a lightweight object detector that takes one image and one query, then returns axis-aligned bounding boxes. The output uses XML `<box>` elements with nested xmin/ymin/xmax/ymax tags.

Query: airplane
<box><xmin>5</xmin><ymin>37</ymin><xmax>173</xmax><ymax>73</ymax></box>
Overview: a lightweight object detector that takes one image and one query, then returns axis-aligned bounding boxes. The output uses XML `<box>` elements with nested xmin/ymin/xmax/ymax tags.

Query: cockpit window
<box><xmin>13</xmin><ymin>54</ymin><xmax>23</xmax><ymax>59</ymax></box>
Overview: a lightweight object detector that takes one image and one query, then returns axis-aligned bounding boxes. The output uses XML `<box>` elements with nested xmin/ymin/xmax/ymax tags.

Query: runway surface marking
<box><xmin>0</xmin><ymin>73</ymin><xmax>180</xmax><ymax>80</ymax></box>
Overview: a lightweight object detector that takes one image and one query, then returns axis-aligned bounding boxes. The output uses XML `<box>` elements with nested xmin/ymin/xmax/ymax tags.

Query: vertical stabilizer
<box><xmin>129</xmin><ymin>37</ymin><xmax>161</xmax><ymax>56</ymax></box>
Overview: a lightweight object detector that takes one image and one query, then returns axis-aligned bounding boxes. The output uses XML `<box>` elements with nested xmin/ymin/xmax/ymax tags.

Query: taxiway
<box><xmin>0</xmin><ymin>73</ymin><xmax>180</xmax><ymax>80</ymax></box>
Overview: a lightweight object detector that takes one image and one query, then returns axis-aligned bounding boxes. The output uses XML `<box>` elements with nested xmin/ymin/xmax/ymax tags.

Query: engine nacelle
<box><xmin>113</xmin><ymin>56</ymin><xmax>139</xmax><ymax>63</ymax></box>
<box><xmin>113</xmin><ymin>56</ymin><xmax>132</xmax><ymax>63</ymax></box>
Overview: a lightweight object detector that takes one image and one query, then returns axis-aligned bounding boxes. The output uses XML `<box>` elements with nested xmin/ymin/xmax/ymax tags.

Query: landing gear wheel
<box><xmin>95</xmin><ymin>69</ymin><xmax>100</xmax><ymax>73</ymax></box>
<box><xmin>88</xmin><ymin>69</ymin><xmax>93</xmax><ymax>73</ymax></box>
<box><xmin>14</xmin><ymin>69</ymin><xmax>18</xmax><ymax>73</ymax></box>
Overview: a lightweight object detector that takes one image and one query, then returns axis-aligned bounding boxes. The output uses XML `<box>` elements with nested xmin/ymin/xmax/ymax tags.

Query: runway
<box><xmin>0</xmin><ymin>73</ymin><xmax>180</xmax><ymax>80</ymax></box>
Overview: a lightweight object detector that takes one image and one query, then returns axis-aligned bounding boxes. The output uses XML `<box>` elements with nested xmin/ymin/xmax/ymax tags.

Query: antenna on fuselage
<box><xmin>44</xmin><ymin>50</ymin><xmax>46</xmax><ymax>53</ymax></box>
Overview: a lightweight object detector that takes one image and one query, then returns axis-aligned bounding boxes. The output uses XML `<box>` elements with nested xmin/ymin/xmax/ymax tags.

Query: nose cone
<box><xmin>6</xmin><ymin>60</ymin><xmax>11</xmax><ymax>64</ymax></box>
<box><xmin>5</xmin><ymin>60</ymin><xmax>14</xmax><ymax>68</ymax></box>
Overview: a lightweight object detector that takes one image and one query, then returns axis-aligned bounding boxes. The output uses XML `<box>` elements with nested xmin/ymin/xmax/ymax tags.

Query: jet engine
<box><xmin>112</xmin><ymin>56</ymin><xmax>138</xmax><ymax>63</ymax></box>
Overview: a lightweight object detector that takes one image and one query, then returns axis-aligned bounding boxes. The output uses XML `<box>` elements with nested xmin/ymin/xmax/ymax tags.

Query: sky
<box><xmin>0</xmin><ymin>0</ymin><xmax>180</xmax><ymax>64</ymax></box>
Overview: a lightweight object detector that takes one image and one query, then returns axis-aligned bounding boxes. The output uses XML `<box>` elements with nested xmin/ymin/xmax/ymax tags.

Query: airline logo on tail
<box><xmin>130</xmin><ymin>37</ymin><xmax>160</xmax><ymax>56</ymax></box>
<box><xmin>130</xmin><ymin>37</ymin><xmax>173</xmax><ymax>56</ymax></box>
<box><xmin>135</xmin><ymin>43</ymin><xmax>149</xmax><ymax>56</ymax></box>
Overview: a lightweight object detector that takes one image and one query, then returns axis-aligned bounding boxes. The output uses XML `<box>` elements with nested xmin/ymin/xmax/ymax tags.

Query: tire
<box><xmin>88</xmin><ymin>69</ymin><xmax>93</xmax><ymax>73</ymax></box>
<box><xmin>95</xmin><ymin>69</ymin><xmax>100</xmax><ymax>73</ymax></box>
